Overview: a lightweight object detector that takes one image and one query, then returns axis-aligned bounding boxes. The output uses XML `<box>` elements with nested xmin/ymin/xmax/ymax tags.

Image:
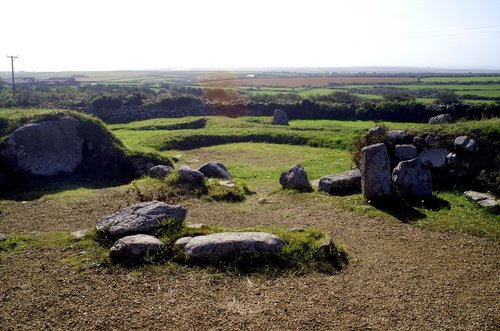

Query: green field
<box><xmin>421</xmin><ymin>76</ymin><xmax>500</xmax><ymax>83</ymax></box>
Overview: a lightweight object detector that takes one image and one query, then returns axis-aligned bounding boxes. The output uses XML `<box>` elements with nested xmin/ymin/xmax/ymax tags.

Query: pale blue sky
<box><xmin>1</xmin><ymin>0</ymin><xmax>500</xmax><ymax>71</ymax></box>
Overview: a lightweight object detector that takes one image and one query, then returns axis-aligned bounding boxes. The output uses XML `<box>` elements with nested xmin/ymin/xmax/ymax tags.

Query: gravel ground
<box><xmin>0</xmin><ymin>190</ymin><xmax>498</xmax><ymax>330</ymax></box>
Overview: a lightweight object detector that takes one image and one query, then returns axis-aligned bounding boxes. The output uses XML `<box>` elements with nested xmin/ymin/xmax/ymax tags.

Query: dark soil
<box><xmin>0</xmin><ymin>190</ymin><xmax>498</xmax><ymax>330</ymax></box>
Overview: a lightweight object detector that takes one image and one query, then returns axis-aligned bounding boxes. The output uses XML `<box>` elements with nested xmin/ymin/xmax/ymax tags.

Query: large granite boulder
<box><xmin>0</xmin><ymin>116</ymin><xmax>83</xmax><ymax>176</ymax></box>
<box><xmin>148</xmin><ymin>165</ymin><xmax>174</xmax><ymax>179</ymax></box>
<box><xmin>109</xmin><ymin>234</ymin><xmax>164</xmax><ymax>263</ymax></box>
<box><xmin>318</xmin><ymin>169</ymin><xmax>361</xmax><ymax>195</ymax></box>
<box><xmin>392</xmin><ymin>158</ymin><xmax>432</xmax><ymax>200</ymax></box>
<box><xmin>179</xmin><ymin>165</ymin><xmax>204</xmax><ymax>184</ymax></box>
<box><xmin>279</xmin><ymin>164</ymin><xmax>312</xmax><ymax>191</ymax></box>
<box><xmin>271</xmin><ymin>109</ymin><xmax>289</xmax><ymax>125</ymax></box>
<box><xmin>184</xmin><ymin>232</ymin><xmax>284</xmax><ymax>259</ymax></box>
<box><xmin>198</xmin><ymin>162</ymin><xmax>231</xmax><ymax>180</ymax></box>
<box><xmin>417</xmin><ymin>148</ymin><xmax>448</xmax><ymax>168</ymax></box>
<box><xmin>429</xmin><ymin>114</ymin><xmax>456</xmax><ymax>124</ymax></box>
<box><xmin>394</xmin><ymin>144</ymin><xmax>417</xmax><ymax>161</ymax></box>
<box><xmin>360</xmin><ymin>143</ymin><xmax>393</xmax><ymax>202</ymax></box>
<box><xmin>454</xmin><ymin>136</ymin><xmax>479</xmax><ymax>153</ymax></box>
<box><xmin>96</xmin><ymin>201</ymin><xmax>187</xmax><ymax>238</ymax></box>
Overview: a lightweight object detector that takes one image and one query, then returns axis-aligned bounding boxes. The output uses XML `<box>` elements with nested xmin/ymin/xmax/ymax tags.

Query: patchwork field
<box><xmin>0</xmin><ymin>111</ymin><xmax>498</xmax><ymax>330</ymax></box>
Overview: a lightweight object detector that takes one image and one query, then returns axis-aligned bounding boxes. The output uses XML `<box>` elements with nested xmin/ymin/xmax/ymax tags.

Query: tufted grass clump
<box><xmin>130</xmin><ymin>171</ymin><xmax>252</xmax><ymax>203</ymax></box>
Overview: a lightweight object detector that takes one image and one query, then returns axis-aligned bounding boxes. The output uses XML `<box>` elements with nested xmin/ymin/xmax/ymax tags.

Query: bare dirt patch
<box><xmin>0</xmin><ymin>190</ymin><xmax>498</xmax><ymax>330</ymax></box>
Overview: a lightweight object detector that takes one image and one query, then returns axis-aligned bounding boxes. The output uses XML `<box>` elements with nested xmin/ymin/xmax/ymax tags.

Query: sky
<box><xmin>1</xmin><ymin>0</ymin><xmax>500</xmax><ymax>72</ymax></box>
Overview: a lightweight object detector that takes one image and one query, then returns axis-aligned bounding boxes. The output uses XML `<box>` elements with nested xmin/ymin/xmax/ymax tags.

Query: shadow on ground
<box><xmin>372</xmin><ymin>195</ymin><xmax>451</xmax><ymax>223</ymax></box>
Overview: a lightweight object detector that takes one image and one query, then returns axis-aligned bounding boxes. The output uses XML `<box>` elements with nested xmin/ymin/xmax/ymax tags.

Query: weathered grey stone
<box><xmin>464</xmin><ymin>191</ymin><xmax>499</xmax><ymax>208</ymax></box>
<box><xmin>198</xmin><ymin>162</ymin><xmax>231</xmax><ymax>179</ymax></box>
<box><xmin>148</xmin><ymin>165</ymin><xmax>174</xmax><ymax>179</ymax></box>
<box><xmin>424</xmin><ymin>135</ymin><xmax>436</xmax><ymax>147</ymax></box>
<box><xmin>71</xmin><ymin>229</ymin><xmax>91</xmax><ymax>240</ymax></box>
<box><xmin>184</xmin><ymin>232</ymin><xmax>284</xmax><ymax>259</ymax></box>
<box><xmin>174</xmin><ymin>236</ymin><xmax>192</xmax><ymax>248</ymax></box>
<box><xmin>279</xmin><ymin>164</ymin><xmax>311</xmax><ymax>191</ymax></box>
<box><xmin>218</xmin><ymin>180</ymin><xmax>235</xmax><ymax>188</ymax></box>
<box><xmin>367</xmin><ymin>126</ymin><xmax>385</xmax><ymax>140</ymax></box>
<box><xmin>417</xmin><ymin>148</ymin><xmax>448</xmax><ymax>168</ymax></box>
<box><xmin>186</xmin><ymin>222</ymin><xmax>204</xmax><ymax>229</ymax></box>
<box><xmin>96</xmin><ymin>201</ymin><xmax>187</xmax><ymax>238</ymax></box>
<box><xmin>288</xmin><ymin>227</ymin><xmax>306</xmax><ymax>232</ymax></box>
<box><xmin>0</xmin><ymin>116</ymin><xmax>83</xmax><ymax>176</ymax></box>
<box><xmin>109</xmin><ymin>234</ymin><xmax>164</xmax><ymax>263</ymax></box>
<box><xmin>360</xmin><ymin>143</ymin><xmax>393</xmax><ymax>202</ymax></box>
<box><xmin>318</xmin><ymin>169</ymin><xmax>361</xmax><ymax>195</ymax></box>
<box><xmin>429</xmin><ymin>114</ymin><xmax>456</xmax><ymax>124</ymax></box>
<box><xmin>387</xmin><ymin>130</ymin><xmax>412</xmax><ymax>144</ymax></box>
<box><xmin>271</xmin><ymin>109</ymin><xmax>289</xmax><ymax>125</ymax></box>
<box><xmin>394</xmin><ymin>145</ymin><xmax>417</xmax><ymax>161</ymax></box>
<box><xmin>179</xmin><ymin>166</ymin><xmax>204</xmax><ymax>184</ymax></box>
<box><xmin>392</xmin><ymin>158</ymin><xmax>432</xmax><ymax>200</ymax></box>
<box><xmin>454</xmin><ymin>136</ymin><xmax>479</xmax><ymax>153</ymax></box>
<box><xmin>0</xmin><ymin>233</ymin><xmax>6</xmax><ymax>241</ymax></box>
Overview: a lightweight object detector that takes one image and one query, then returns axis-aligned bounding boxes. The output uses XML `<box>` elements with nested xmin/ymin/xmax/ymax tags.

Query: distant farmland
<box><xmin>200</xmin><ymin>76</ymin><xmax>417</xmax><ymax>87</ymax></box>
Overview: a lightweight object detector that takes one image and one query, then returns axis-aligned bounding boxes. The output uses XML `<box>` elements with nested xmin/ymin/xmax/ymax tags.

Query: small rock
<box><xmin>109</xmin><ymin>234</ymin><xmax>164</xmax><ymax>263</ymax></box>
<box><xmin>279</xmin><ymin>164</ymin><xmax>312</xmax><ymax>191</ymax></box>
<box><xmin>184</xmin><ymin>232</ymin><xmax>284</xmax><ymax>259</ymax></box>
<box><xmin>257</xmin><ymin>198</ymin><xmax>267</xmax><ymax>204</ymax></box>
<box><xmin>148</xmin><ymin>165</ymin><xmax>174</xmax><ymax>179</ymax></box>
<box><xmin>424</xmin><ymin>135</ymin><xmax>436</xmax><ymax>147</ymax></box>
<box><xmin>446</xmin><ymin>153</ymin><xmax>459</xmax><ymax>168</ymax></box>
<box><xmin>186</xmin><ymin>222</ymin><xmax>204</xmax><ymax>229</ymax></box>
<box><xmin>218</xmin><ymin>180</ymin><xmax>235</xmax><ymax>188</ymax></box>
<box><xmin>198</xmin><ymin>162</ymin><xmax>232</xmax><ymax>179</ymax></box>
<box><xmin>429</xmin><ymin>114</ymin><xmax>456</xmax><ymax>124</ymax></box>
<box><xmin>179</xmin><ymin>166</ymin><xmax>204</xmax><ymax>184</ymax></box>
<box><xmin>386</xmin><ymin>130</ymin><xmax>412</xmax><ymax>144</ymax></box>
<box><xmin>174</xmin><ymin>237</ymin><xmax>193</xmax><ymax>248</ymax></box>
<box><xmin>0</xmin><ymin>233</ymin><xmax>6</xmax><ymax>241</ymax></box>
<box><xmin>464</xmin><ymin>191</ymin><xmax>499</xmax><ymax>208</ymax></box>
<box><xmin>71</xmin><ymin>229</ymin><xmax>91</xmax><ymax>240</ymax></box>
<box><xmin>417</xmin><ymin>148</ymin><xmax>448</xmax><ymax>168</ymax></box>
<box><xmin>318</xmin><ymin>169</ymin><xmax>361</xmax><ymax>195</ymax></box>
<box><xmin>394</xmin><ymin>145</ymin><xmax>417</xmax><ymax>161</ymax></box>
<box><xmin>271</xmin><ymin>109</ymin><xmax>289</xmax><ymax>125</ymax></box>
<box><xmin>454</xmin><ymin>136</ymin><xmax>479</xmax><ymax>153</ymax></box>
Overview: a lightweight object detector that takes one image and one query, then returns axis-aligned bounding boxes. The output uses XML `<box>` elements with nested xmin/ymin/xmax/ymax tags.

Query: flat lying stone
<box><xmin>110</xmin><ymin>234</ymin><xmax>163</xmax><ymax>263</ymax></box>
<box><xmin>71</xmin><ymin>229</ymin><xmax>91</xmax><ymax>240</ymax></box>
<box><xmin>96</xmin><ymin>201</ymin><xmax>187</xmax><ymax>238</ymax></box>
<box><xmin>318</xmin><ymin>169</ymin><xmax>361</xmax><ymax>195</ymax></box>
<box><xmin>464</xmin><ymin>191</ymin><xmax>499</xmax><ymax>208</ymax></box>
<box><xmin>184</xmin><ymin>232</ymin><xmax>284</xmax><ymax>259</ymax></box>
<box><xmin>174</xmin><ymin>236</ymin><xmax>192</xmax><ymax>248</ymax></box>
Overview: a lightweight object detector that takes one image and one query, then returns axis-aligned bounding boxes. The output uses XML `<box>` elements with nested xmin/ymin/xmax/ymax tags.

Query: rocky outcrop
<box><xmin>96</xmin><ymin>201</ymin><xmax>187</xmax><ymax>238</ymax></box>
<box><xmin>109</xmin><ymin>234</ymin><xmax>164</xmax><ymax>263</ymax></box>
<box><xmin>279</xmin><ymin>164</ymin><xmax>311</xmax><ymax>191</ymax></box>
<box><xmin>318</xmin><ymin>169</ymin><xmax>361</xmax><ymax>195</ymax></box>
<box><xmin>429</xmin><ymin>114</ymin><xmax>456</xmax><ymax>124</ymax></box>
<box><xmin>184</xmin><ymin>232</ymin><xmax>284</xmax><ymax>259</ymax></box>
<box><xmin>198</xmin><ymin>162</ymin><xmax>231</xmax><ymax>180</ymax></box>
<box><xmin>392</xmin><ymin>158</ymin><xmax>432</xmax><ymax>200</ymax></box>
<box><xmin>360</xmin><ymin>143</ymin><xmax>393</xmax><ymax>202</ymax></box>
<box><xmin>0</xmin><ymin>116</ymin><xmax>83</xmax><ymax>176</ymax></box>
<box><xmin>271</xmin><ymin>109</ymin><xmax>289</xmax><ymax>125</ymax></box>
<box><xmin>148</xmin><ymin>165</ymin><xmax>174</xmax><ymax>179</ymax></box>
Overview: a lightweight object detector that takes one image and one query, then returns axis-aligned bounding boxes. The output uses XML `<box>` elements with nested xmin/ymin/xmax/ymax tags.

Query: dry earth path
<box><xmin>0</xmin><ymin>190</ymin><xmax>498</xmax><ymax>330</ymax></box>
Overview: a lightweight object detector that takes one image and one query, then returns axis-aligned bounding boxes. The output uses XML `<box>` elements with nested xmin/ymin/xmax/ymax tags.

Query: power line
<box><xmin>6</xmin><ymin>55</ymin><xmax>19</xmax><ymax>98</ymax></box>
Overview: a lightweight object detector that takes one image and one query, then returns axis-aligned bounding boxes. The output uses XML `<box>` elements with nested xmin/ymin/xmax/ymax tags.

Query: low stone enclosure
<box><xmin>279</xmin><ymin>126</ymin><xmax>499</xmax><ymax>210</ymax></box>
<box><xmin>88</xmin><ymin>200</ymin><xmax>347</xmax><ymax>273</ymax></box>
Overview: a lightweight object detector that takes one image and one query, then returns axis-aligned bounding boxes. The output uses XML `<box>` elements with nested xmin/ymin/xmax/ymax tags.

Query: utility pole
<box><xmin>6</xmin><ymin>55</ymin><xmax>18</xmax><ymax>98</ymax></box>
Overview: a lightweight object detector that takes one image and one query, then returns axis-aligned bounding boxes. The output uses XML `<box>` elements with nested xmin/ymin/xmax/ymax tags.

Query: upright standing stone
<box><xmin>360</xmin><ymin>143</ymin><xmax>393</xmax><ymax>202</ymax></box>
<box><xmin>271</xmin><ymin>109</ymin><xmax>289</xmax><ymax>125</ymax></box>
<box><xmin>279</xmin><ymin>164</ymin><xmax>312</xmax><ymax>191</ymax></box>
